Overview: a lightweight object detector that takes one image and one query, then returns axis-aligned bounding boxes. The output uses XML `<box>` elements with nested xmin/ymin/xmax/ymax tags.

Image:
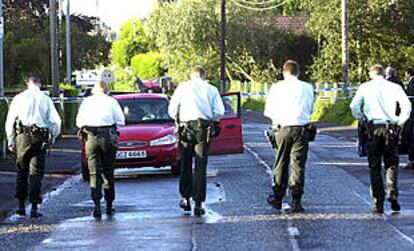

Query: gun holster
<box><xmin>304</xmin><ymin>123</ymin><xmax>317</xmax><ymax>142</ymax></box>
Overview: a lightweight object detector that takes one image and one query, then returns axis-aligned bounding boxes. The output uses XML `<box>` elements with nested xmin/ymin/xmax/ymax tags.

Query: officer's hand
<box><xmin>8</xmin><ymin>145</ymin><xmax>16</xmax><ymax>153</ymax></box>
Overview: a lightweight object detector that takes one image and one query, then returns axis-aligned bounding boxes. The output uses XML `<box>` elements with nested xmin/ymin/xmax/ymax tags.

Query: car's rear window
<box><xmin>118</xmin><ymin>98</ymin><xmax>173</xmax><ymax>124</ymax></box>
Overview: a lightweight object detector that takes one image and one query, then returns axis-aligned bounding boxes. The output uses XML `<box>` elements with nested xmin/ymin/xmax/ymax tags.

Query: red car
<box><xmin>143</xmin><ymin>77</ymin><xmax>177</xmax><ymax>93</ymax></box>
<box><xmin>80</xmin><ymin>92</ymin><xmax>243</xmax><ymax>180</ymax></box>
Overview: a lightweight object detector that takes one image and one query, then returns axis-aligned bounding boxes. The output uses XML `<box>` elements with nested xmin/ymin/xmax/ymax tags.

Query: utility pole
<box><xmin>341</xmin><ymin>0</ymin><xmax>349</xmax><ymax>86</ymax></box>
<box><xmin>66</xmin><ymin>0</ymin><xmax>71</xmax><ymax>84</ymax></box>
<box><xmin>0</xmin><ymin>0</ymin><xmax>4</xmax><ymax>97</ymax></box>
<box><xmin>220</xmin><ymin>0</ymin><xmax>226</xmax><ymax>91</ymax></box>
<box><xmin>50</xmin><ymin>0</ymin><xmax>60</xmax><ymax>96</ymax></box>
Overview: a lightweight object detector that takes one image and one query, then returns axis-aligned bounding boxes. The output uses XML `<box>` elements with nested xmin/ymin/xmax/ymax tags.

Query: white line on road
<box><xmin>352</xmin><ymin>191</ymin><xmax>371</xmax><ymax>206</ymax></box>
<box><xmin>244</xmin><ymin>143</ymin><xmax>301</xmax><ymax>251</ymax></box>
<box><xmin>288</xmin><ymin>225</ymin><xmax>301</xmax><ymax>251</ymax></box>
<box><xmin>244</xmin><ymin>145</ymin><xmax>274</xmax><ymax>185</ymax></box>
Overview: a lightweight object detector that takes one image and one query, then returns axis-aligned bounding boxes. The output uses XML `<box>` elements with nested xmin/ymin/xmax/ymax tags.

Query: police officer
<box><xmin>404</xmin><ymin>68</ymin><xmax>414</xmax><ymax>168</ymax></box>
<box><xmin>76</xmin><ymin>80</ymin><xmax>125</xmax><ymax>218</ymax></box>
<box><xmin>385</xmin><ymin>67</ymin><xmax>404</xmax><ymax>89</ymax></box>
<box><xmin>5</xmin><ymin>74</ymin><xmax>62</xmax><ymax>218</ymax></box>
<box><xmin>168</xmin><ymin>66</ymin><xmax>224</xmax><ymax>216</ymax></box>
<box><xmin>350</xmin><ymin>65</ymin><xmax>411</xmax><ymax>213</ymax></box>
<box><xmin>264</xmin><ymin>60</ymin><xmax>314</xmax><ymax>213</ymax></box>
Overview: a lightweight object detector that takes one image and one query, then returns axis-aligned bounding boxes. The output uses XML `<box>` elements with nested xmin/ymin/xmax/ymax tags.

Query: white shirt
<box><xmin>264</xmin><ymin>75</ymin><xmax>314</xmax><ymax>126</ymax></box>
<box><xmin>168</xmin><ymin>77</ymin><xmax>225</xmax><ymax>122</ymax></box>
<box><xmin>76</xmin><ymin>91</ymin><xmax>125</xmax><ymax>128</ymax></box>
<box><xmin>5</xmin><ymin>84</ymin><xmax>62</xmax><ymax>145</ymax></box>
<box><xmin>350</xmin><ymin>75</ymin><xmax>411</xmax><ymax>125</ymax></box>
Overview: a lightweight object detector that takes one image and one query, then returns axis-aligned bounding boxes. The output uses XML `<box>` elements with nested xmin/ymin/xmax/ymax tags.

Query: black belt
<box><xmin>20</xmin><ymin>125</ymin><xmax>49</xmax><ymax>134</ymax></box>
<box><xmin>183</xmin><ymin>119</ymin><xmax>213</xmax><ymax>128</ymax></box>
<box><xmin>273</xmin><ymin>124</ymin><xmax>305</xmax><ymax>130</ymax></box>
<box><xmin>373</xmin><ymin>124</ymin><xmax>398</xmax><ymax>129</ymax></box>
<box><xmin>84</xmin><ymin>125</ymin><xmax>116</xmax><ymax>135</ymax></box>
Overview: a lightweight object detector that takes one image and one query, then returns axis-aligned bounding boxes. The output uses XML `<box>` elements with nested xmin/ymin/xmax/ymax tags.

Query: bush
<box><xmin>0</xmin><ymin>100</ymin><xmax>9</xmax><ymax>143</ymax></box>
<box><xmin>59</xmin><ymin>83</ymin><xmax>81</xmax><ymax>132</ymax></box>
<box><xmin>131</xmin><ymin>52</ymin><xmax>163</xmax><ymax>80</ymax></box>
<box><xmin>242</xmin><ymin>99</ymin><xmax>265</xmax><ymax>112</ymax></box>
<box><xmin>113</xmin><ymin>66</ymin><xmax>136</xmax><ymax>92</ymax></box>
<box><xmin>312</xmin><ymin>98</ymin><xmax>356</xmax><ymax>125</ymax></box>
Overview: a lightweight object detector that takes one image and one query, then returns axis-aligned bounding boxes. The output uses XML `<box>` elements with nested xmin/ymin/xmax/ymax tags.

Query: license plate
<box><xmin>116</xmin><ymin>150</ymin><xmax>147</xmax><ymax>159</ymax></box>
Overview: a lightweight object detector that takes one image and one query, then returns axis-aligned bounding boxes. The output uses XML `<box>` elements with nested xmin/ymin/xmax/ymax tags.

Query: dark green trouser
<box><xmin>367</xmin><ymin>127</ymin><xmax>399</xmax><ymax>205</ymax></box>
<box><xmin>273</xmin><ymin>126</ymin><xmax>309</xmax><ymax>201</ymax></box>
<box><xmin>85</xmin><ymin>128</ymin><xmax>117</xmax><ymax>203</ymax></box>
<box><xmin>15</xmin><ymin>133</ymin><xmax>46</xmax><ymax>204</ymax></box>
<box><xmin>179</xmin><ymin>123</ymin><xmax>210</xmax><ymax>202</ymax></box>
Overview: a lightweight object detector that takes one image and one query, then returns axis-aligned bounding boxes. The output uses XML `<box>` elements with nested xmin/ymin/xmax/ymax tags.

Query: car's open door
<box><xmin>209</xmin><ymin>92</ymin><xmax>244</xmax><ymax>155</ymax></box>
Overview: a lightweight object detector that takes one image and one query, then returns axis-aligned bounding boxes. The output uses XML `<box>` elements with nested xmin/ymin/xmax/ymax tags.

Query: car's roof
<box><xmin>114</xmin><ymin>93</ymin><xmax>169</xmax><ymax>100</ymax></box>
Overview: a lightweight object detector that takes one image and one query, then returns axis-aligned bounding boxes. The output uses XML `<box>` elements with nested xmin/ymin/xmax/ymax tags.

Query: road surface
<box><xmin>1</xmin><ymin>121</ymin><xmax>414</xmax><ymax>250</ymax></box>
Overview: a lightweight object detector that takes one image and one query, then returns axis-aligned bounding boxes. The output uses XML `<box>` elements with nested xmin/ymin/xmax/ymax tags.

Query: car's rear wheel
<box><xmin>171</xmin><ymin>163</ymin><xmax>180</xmax><ymax>175</ymax></box>
<box><xmin>81</xmin><ymin>160</ymin><xmax>90</xmax><ymax>182</ymax></box>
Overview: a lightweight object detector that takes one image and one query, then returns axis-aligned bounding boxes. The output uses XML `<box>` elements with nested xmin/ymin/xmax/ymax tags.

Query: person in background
<box><xmin>385</xmin><ymin>67</ymin><xmax>404</xmax><ymax>89</ymax></box>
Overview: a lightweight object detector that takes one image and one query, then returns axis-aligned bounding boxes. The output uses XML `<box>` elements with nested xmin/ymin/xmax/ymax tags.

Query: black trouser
<box><xmin>367</xmin><ymin>126</ymin><xmax>399</xmax><ymax>205</ymax></box>
<box><xmin>179</xmin><ymin>122</ymin><xmax>210</xmax><ymax>202</ymax></box>
<box><xmin>272</xmin><ymin>126</ymin><xmax>309</xmax><ymax>202</ymax></box>
<box><xmin>15</xmin><ymin>132</ymin><xmax>47</xmax><ymax>204</ymax></box>
<box><xmin>84</xmin><ymin>127</ymin><xmax>117</xmax><ymax>203</ymax></box>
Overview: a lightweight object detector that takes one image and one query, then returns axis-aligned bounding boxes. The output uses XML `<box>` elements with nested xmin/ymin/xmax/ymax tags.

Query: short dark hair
<box><xmin>370</xmin><ymin>65</ymin><xmax>384</xmax><ymax>76</ymax></box>
<box><xmin>283</xmin><ymin>60</ymin><xmax>300</xmax><ymax>76</ymax></box>
<box><xmin>191</xmin><ymin>65</ymin><xmax>207</xmax><ymax>78</ymax></box>
<box><xmin>406</xmin><ymin>67</ymin><xmax>414</xmax><ymax>77</ymax></box>
<box><xmin>27</xmin><ymin>74</ymin><xmax>42</xmax><ymax>85</ymax></box>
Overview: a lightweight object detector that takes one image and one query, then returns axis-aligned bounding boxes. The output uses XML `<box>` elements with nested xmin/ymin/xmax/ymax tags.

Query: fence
<box><xmin>233</xmin><ymin>82</ymin><xmax>360</xmax><ymax>100</ymax></box>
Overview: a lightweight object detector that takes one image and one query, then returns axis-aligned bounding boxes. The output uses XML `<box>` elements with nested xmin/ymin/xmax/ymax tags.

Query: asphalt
<box><xmin>2</xmin><ymin>111</ymin><xmax>414</xmax><ymax>250</ymax></box>
<box><xmin>0</xmin><ymin>136</ymin><xmax>81</xmax><ymax>220</ymax></box>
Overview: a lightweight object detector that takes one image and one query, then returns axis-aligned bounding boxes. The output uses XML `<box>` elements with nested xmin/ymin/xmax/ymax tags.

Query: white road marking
<box><xmin>288</xmin><ymin>225</ymin><xmax>301</xmax><ymax>251</ymax></box>
<box><xmin>244</xmin><ymin>145</ymin><xmax>274</xmax><ymax>185</ymax></box>
<box><xmin>390</xmin><ymin>225</ymin><xmax>414</xmax><ymax>244</ymax></box>
<box><xmin>352</xmin><ymin>191</ymin><xmax>371</xmax><ymax>206</ymax></box>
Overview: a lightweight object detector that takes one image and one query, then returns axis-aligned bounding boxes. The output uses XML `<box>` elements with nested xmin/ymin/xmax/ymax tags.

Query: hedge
<box><xmin>241</xmin><ymin>97</ymin><xmax>356</xmax><ymax>126</ymax></box>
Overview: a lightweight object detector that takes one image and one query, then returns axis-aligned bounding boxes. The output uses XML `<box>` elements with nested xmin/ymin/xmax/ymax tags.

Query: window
<box><xmin>118</xmin><ymin>98</ymin><xmax>173</xmax><ymax>124</ymax></box>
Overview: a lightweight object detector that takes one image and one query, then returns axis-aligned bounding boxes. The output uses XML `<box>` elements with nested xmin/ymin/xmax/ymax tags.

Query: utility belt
<box><xmin>83</xmin><ymin>125</ymin><xmax>116</xmax><ymax>134</ymax></box>
<box><xmin>16</xmin><ymin>124</ymin><xmax>49</xmax><ymax>139</ymax></box>
<box><xmin>78</xmin><ymin>125</ymin><xmax>119</xmax><ymax>147</ymax></box>
<box><xmin>271</xmin><ymin>123</ymin><xmax>317</xmax><ymax>141</ymax></box>
<box><xmin>362</xmin><ymin>120</ymin><xmax>402</xmax><ymax>147</ymax></box>
<box><xmin>177</xmin><ymin>118</ymin><xmax>221</xmax><ymax>144</ymax></box>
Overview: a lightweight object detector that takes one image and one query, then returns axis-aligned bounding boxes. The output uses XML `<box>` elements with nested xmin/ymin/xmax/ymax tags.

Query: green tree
<box><xmin>111</xmin><ymin>19</ymin><xmax>154</xmax><ymax>67</ymax></box>
<box><xmin>3</xmin><ymin>2</ymin><xmax>111</xmax><ymax>86</ymax></box>
<box><xmin>145</xmin><ymin>0</ymin><xmax>316</xmax><ymax>82</ymax></box>
<box><xmin>305</xmin><ymin>0</ymin><xmax>414</xmax><ymax>83</ymax></box>
<box><xmin>131</xmin><ymin>52</ymin><xmax>163</xmax><ymax>80</ymax></box>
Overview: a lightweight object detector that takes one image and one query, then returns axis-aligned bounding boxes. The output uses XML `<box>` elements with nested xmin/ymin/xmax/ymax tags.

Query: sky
<box><xmin>70</xmin><ymin>0</ymin><xmax>154</xmax><ymax>31</ymax></box>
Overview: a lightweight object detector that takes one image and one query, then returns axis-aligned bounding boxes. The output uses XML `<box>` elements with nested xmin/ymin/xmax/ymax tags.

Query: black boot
<box><xmin>267</xmin><ymin>194</ymin><xmax>282</xmax><ymax>210</ymax></box>
<box><xmin>30</xmin><ymin>203</ymin><xmax>43</xmax><ymax>218</ymax></box>
<box><xmin>16</xmin><ymin>200</ymin><xmax>26</xmax><ymax>216</ymax></box>
<box><xmin>179</xmin><ymin>197</ymin><xmax>191</xmax><ymax>213</ymax></box>
<box><xmin>106</xmin><ymin>201</ymin><xmax>115</xmax><ymax>215</ymax></box>
<box><xmin>194</xmin><ymin>201</ymin><xmax>205</xmax><ymax>216</ymax></box>
<box><xmin>93</xmin><ymin>201</ymin><xmax>102</xmax><ymax>219</ymax></box>
<box><xmin>371</xmin><ymin>203</ymin><xmax>384</xmax><ymax>214</ymax></box>
<box><xmin>290</xmin><ymin>199</ymin><xmax>304</xmax><ymax>213</ymax></box>
<box><xmin>388</xmin><ymin>198</ymin><xmax>401</xmax><ymax>212</ymax></box>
